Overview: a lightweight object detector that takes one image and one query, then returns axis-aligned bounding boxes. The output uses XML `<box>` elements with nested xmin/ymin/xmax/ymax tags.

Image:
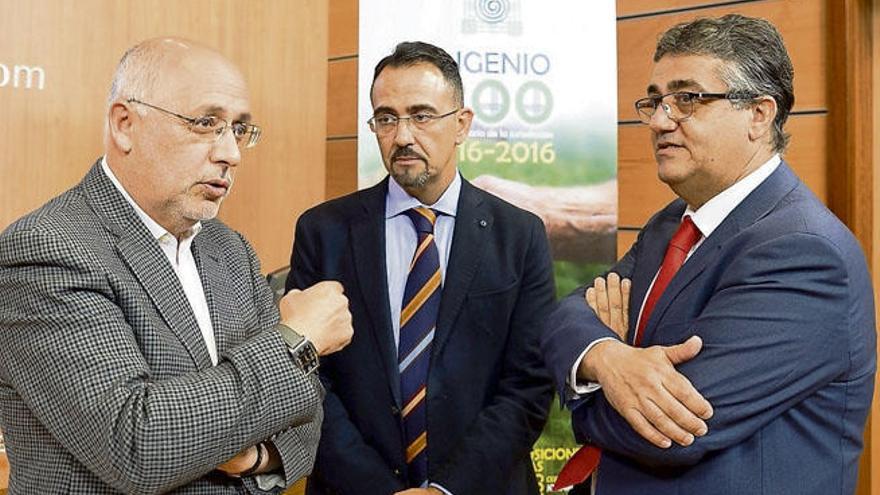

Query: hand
<box><xmin>586</xmin><ymin>273</ymin><xmax>631</xmax><ymax>340</ymax></box>
<box><xmin>216</xmin><ymin>445</ymin><xmax>259</xmax><ymax>475</ymax></box>
<box><xmin>394</xmin><ymin>488</ymin><xmax>443</xmax><ymax>495</ymax></box>
<box><xmin>580</xmin><ymin>337</ymin><xmax>713</xmax><ymax>448</ymax></box>
<box><xmin>279</xmin><ymin>281</ymin><xmax>353</xmax><ymax>356</ymax></box>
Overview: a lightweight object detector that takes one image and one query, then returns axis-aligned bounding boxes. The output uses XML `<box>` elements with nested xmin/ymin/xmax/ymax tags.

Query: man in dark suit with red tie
<box><xmin>542</xmin><ymin>15</ymin><xmax>875</xmax><ymax>495</ymax></box>
<box><xmin>286</xmin><ymin>41</ymin><xmax>555</xmax><ymax>495</ymax></box>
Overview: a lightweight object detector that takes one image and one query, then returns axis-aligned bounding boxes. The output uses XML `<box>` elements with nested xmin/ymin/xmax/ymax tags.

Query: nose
<box><xmin>211</xmin><ymin>125</ymin><xmax>242</xmax><ymax>167</ymax></box>
<box><xmin>392</xmin><ymin>118</ymin><xmax>415</xmax><ymax>148</ymax></box>
<box><xmin>648</xmin><ymin>102</ymin><xmax>678</xmax><ymax>133</ymax></box>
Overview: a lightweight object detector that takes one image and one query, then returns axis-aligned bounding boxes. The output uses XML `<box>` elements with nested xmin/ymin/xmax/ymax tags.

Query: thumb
<box><xmin>665</xmin><ymin>335</ymin><xmax>702</xmax><ymax>364</ymax></box>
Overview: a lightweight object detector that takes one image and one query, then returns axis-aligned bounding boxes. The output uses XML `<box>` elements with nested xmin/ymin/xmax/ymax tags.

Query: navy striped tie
<box><xmin>399</xmin><ymin>207</ymin><xmax>441</xmax><ymax>486</ymax></box>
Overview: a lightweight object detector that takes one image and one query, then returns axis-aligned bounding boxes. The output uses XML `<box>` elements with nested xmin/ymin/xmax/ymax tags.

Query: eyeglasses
<box><xmin>634</xmin><ymin>91</ymin><xmax>757</xmax><ymax>124</ymax></box>
<box><xmin>367</xmin><ymin>108</ymin><xmax>459</xmax><ymax>136</ymax></box>
<box><xmin>127</xmin><ymin>98</ymin><xmax>262</xmax><ymax>149</ymax></box>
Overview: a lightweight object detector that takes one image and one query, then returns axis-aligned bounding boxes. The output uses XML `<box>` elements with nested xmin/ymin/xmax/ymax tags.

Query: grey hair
<box><xmin>655</xmin><ymin>14</ymin><xmax>794</xmax><ymax>152</ymax></box>
<box><xmin>107</xmin><ymin>42</ymin><xmax>167</xmax><ymax>108</ymax></box>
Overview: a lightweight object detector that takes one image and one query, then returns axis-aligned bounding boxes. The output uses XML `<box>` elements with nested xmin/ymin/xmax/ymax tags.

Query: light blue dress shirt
<box><xmin>385</xmin><ymin>172</ymin><xmax>461</xmax><ymax>347</ymax></box>
<box><xmin>384</xmin><ymin>171</ymin><xmax>461</xmax><ymax>495</ymax></box>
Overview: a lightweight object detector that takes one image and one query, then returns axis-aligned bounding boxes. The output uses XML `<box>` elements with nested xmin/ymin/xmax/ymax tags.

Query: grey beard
<box><xmin>393</xmin><ymin>169</ymin><xmax>431</xmax><ymax>189</ymax></box>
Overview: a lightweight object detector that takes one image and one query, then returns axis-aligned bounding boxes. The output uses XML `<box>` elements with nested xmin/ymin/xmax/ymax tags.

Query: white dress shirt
<box><xmin>569</xmin><ymin>154</ymin><xmax>782</xmax><ymax>395</ymax></box>
<box><xmin>101</xmin><ymin>158</ymin><xmax>218</xmax><ymax>365</ymax></box>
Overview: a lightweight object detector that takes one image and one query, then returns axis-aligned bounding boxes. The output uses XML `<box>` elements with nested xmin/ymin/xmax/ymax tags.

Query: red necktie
<box><xmin>554</xmin><ymin>216</ymin><xmax>702</xmax><ymax>491</ymax></box>
<box><xmin>633</xmin><ymin>215</ymin><xmax>701</xmax><ymax>346</ymax></box>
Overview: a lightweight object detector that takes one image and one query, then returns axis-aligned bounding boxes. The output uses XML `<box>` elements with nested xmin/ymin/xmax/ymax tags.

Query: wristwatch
<box><xmin>276</xmin><ymin>323</ymin><xmax>320</xmax><ymax>375</ymax></box>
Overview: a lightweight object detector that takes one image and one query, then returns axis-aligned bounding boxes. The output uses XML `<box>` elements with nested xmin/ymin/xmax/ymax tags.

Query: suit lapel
<box><xmin>82</xmin><ymin>161</ymin><xmax>215</xmax><ymax>369</ymax></box>
<box><xmin>433</xmin><ymin>180</ymin><xmax>488</xmax><ymax>355</ymax></box>
<box><xmin>639</xmin><ymin>163</ymin><xmax>801</xmax><ymax>344</ymax></box>
<box><xmin>629</xmin><ymin>203</ymin><xmax>685</xmax><ymax>342</ymax></box>
<box><xmin>351</xmin><ymin>179</ymin><xmax>402</xmax><ymax>406</ymax></box>
<box><xmin>192</xmin><ymin>232</ymin><xmax>241</xmax><ymax>356</ymax></box>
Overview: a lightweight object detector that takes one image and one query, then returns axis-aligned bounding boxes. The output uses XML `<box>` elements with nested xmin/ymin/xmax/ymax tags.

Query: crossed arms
<box><xmin>544</xmin><ymin>232</ymin><xmax>855</xmax><ymax>466</ymax></box>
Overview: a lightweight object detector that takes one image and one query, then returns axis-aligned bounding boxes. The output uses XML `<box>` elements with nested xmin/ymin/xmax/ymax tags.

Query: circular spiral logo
<box><xmin>476</xmin><ymin>0</ymin><xmax>508</xmax><ymax>24</ymax></box>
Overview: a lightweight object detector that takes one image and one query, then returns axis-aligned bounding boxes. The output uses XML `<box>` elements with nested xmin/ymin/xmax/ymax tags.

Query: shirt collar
<box><xmin>385</xmin><ymin>170</ymin><xmax>461</xmax><ymax>219</ymax></box>
<box><xmin>100</xmin><ymin>156</ymin><xmax>202</xmax><ymax>242</ymax></box>
<box><xmin>686</xmin><ymin>154</ymin><xmax>781</xmax><ymax>238</ymax></box>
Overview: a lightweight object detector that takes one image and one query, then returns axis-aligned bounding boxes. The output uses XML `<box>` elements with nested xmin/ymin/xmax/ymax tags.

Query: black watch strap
<box><xmin>276</xmin><ymin>323</ymin><xmax>320</xmax><ymax>375</ymax></box>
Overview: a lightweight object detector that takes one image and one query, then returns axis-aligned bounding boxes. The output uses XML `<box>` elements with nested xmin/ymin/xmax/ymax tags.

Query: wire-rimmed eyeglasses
<box><xmin>127</xmin><ymin>98</ymin><xmax>262</xmax><ymax>149</ymax></box>
<box><xmin>634</xmin><ymin>91</ymin><xmax>757</xmax><ymax>124</ymax></box>
<box><xmin>367</xmin><ymin>108</ymin><xmax>459</xmax><ymax>136</ymax></box>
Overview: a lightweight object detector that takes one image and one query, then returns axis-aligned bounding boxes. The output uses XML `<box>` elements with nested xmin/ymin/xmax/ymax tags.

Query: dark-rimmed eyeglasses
<box><xmin>127</xmin><ymin>98</ymin><xmax>262</xmax><ymax>149</ymax></box>
<box><xmin>367</xmin><ymin>108</ymin><xmax>459</xmax><ymax>136</ymax></box>
<box><xmin>634</xmin><ymin>92</ymin><xmax>757</xmax><ymax>124</ymax></box>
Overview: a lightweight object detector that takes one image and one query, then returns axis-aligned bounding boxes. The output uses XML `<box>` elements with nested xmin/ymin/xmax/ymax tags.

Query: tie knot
<box><xmin>670</xmin><ymin>215</ymin><xmax>702</xmax><ymax>252</ymax></box>
<box><xmin>404</xmin><ymin>207</ymin><xmax>438</xmax><ymax>234</ymax></box>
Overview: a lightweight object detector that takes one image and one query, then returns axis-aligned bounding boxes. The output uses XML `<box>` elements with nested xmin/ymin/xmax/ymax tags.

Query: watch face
<box><xmin>294</xmin><ymin>341</ymin><xmax>319</xmax><ymax>375</ymax></box>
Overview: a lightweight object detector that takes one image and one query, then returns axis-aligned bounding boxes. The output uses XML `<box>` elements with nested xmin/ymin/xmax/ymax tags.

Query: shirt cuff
<box><xmin>255</xmin><ymin>473</ymin><xmax>286</xmax><ymax>491</ymax></box>
<box><xmin>429</xmin><ymin>481</ymin><xmax>454</xmax><ymax>494</ymax></box>
<box><xmin>568</xmin><ymin>337</ymin><xmax>618</xmax><ymax>396</ymax></box>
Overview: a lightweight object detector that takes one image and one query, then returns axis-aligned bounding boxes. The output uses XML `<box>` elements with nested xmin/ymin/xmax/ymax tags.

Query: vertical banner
<box><xmin>359</xmin><ymin>1</ymin><xmax>617</xmax><ymax>492</ymax></box>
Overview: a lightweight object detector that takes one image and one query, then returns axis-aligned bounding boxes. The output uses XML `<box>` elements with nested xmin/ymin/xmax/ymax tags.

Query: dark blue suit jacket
<box><xmin>287</xmin><ymin>177</ymin><xmax>555</xmax><ymax>495</ymax></box>
<box><xmin>542</xmin><ymin>163</ymin><xmax>875</xmax><ymax>494</ymax></box>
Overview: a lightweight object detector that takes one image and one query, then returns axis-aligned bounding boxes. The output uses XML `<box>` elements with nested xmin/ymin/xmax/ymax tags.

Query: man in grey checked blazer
<box><xmin>0</xmin><ymin>38</ymin><xmax>352</xmax><ymax>493</ymax></box>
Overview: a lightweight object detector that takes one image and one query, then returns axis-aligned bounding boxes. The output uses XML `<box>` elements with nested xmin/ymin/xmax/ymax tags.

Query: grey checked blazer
<box><xmin>0</xmin><ymin>161</ymin><xmax>323</xmax><ymax>494</ymax></box>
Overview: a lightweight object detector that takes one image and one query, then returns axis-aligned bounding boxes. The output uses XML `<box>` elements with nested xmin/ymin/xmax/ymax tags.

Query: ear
<box><xmin>748</xmin><ymin>96</ymin><xmax>777</xmax><ymax>145</ymax></box>
<box><xmin>107</xmin><ymin>101</ymin><xmax>135</xmax><ymax>153</ymax></box>
<box><xmin>454</xmin><ymin>108</ymin><xmax>474</xmax><ymax>145</ymax></box>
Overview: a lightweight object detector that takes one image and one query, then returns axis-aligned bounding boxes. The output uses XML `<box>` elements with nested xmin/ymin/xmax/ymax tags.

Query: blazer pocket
<box><xmin>467</xmin><ymin>276</ymin><xmax>520</xmax><ymax>299</ymax></box>
<box><xmin>463</xmin><ymin>277</ymin><xmax>520</xmax><ymax>337</ymax></box>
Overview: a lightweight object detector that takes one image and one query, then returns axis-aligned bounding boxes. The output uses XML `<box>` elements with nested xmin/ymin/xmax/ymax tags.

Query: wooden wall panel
<box><xmin>327</xmin><ymin>59</ymin><xmax>359</xmax><ymax>137</ymax></box>
<box><xmin>828</xmin><ymin>0</ymin><xmax>874</xmax><ymax>253</ymax></box>
<box><xmin>325</xmin><ymin>0</ymin><xmax>360</xmax><ymax>207</ymax></box>
<box><xmin>617</xmin><ymin>0</ymin><xmax>827</xmax><ymax>121</ymax></box>
<box><xmin>617</xmin><ymin>230</ymin><xmax>639</xmax><ymax>259</ymax></box>
<box><xmin>617</xmin><ymin>0</ymin><xmax>754</xmax><ymax>17</ymax></box>
<box><xmin>329</xmin><ymin>0</ymin><xmax>358</xmax><ymax>57</ymax></box>
<box><xmin>618</xmin><ymin>114</ymin><xmax>828</xmax><ymax>227</ymax></box>
<box><xmin>326</xmin><ymin>139</ymin><xmax>359</xmax><ymax>199</ymax></box>
<box><xmin>220</xmin><ymin>2</ymin><xmax>328</xmax><ymax>273</ymax></box>
<box><xmin>869</xmin><ymin>2</ymin><xmax>879</xmax><ymax>493</ymax></box>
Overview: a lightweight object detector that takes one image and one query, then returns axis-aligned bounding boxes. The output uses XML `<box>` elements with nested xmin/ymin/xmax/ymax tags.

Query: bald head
<box><xmin>107</xmin><ymin>37</ymin><xmax>244</xmax><ymax>108</ymax></box>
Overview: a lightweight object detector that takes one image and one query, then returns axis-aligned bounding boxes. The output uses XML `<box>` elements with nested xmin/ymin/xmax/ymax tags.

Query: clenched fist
<box><xmin>279</xmin><ymin>281</ymin><xmax>353</xmax><ymax>355</ymax></box>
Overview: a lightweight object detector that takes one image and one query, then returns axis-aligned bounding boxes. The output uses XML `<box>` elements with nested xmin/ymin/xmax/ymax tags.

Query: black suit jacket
<box><xmin>287</xmin><ymin>177</ymin><xmax>555</xmax><ymax>495</ymax></box>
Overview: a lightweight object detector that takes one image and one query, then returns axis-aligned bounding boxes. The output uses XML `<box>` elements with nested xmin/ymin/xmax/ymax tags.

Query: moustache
<box><xmin>391</xmin><ymin>148</ymin><xmax>426</xmax><ymax>162</ymax></box>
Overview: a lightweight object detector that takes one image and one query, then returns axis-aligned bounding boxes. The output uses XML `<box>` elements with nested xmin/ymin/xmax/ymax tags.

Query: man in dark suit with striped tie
<box><xmin>286</xmin><ymin>41</ymin><xmax>555</xmax><ymax>495</ymax></box>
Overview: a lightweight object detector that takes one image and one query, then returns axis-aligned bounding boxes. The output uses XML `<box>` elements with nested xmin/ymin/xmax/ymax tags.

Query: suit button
<box><xmin>391</xmin><ymin>405</ymin><xmax>400</xmax><ymax>416</ymax></box>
